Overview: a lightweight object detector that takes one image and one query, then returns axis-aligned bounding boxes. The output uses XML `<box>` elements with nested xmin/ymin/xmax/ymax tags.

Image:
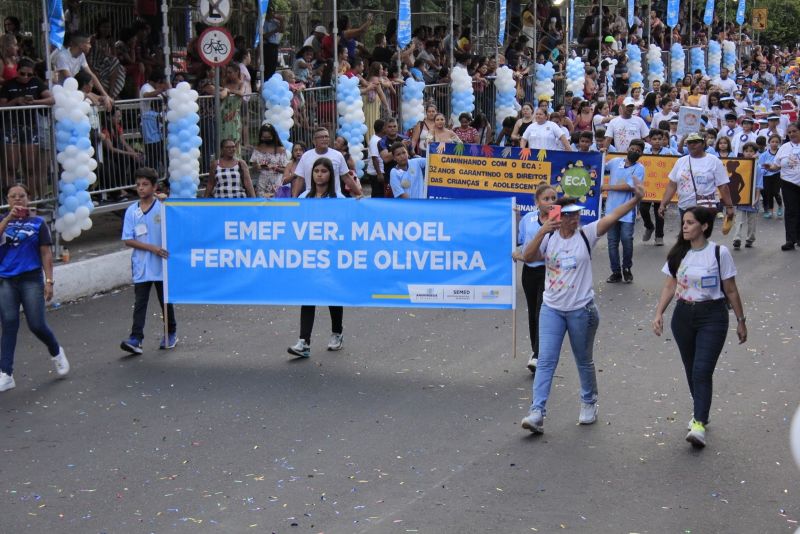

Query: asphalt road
<box><xmin>1</xmin><ymin>211</ymin><xmax>799</xmax><ymax>533</ymax></box>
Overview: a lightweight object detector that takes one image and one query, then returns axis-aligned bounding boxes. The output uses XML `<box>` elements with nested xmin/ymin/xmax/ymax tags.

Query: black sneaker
<box><xmin>606</xmin><ymin>272</ymin><xmax>622</xmax><ymax>283</ymax></box>
<box><xmin>781</xmin><ymin>242</ymin><xmax>795</xmax><ymax>251</ymax></box>
<box><xmin>733</xmin><ymin>240</ymin><xmax>741</xmax><ymax>250</ymax></box>
<box><xmin>745</xmin><ymin>241</ymin><xmax>753</xmax><ymax>248</ymax></box>
<box><xmin>622</xmin><ymin>269</ymin><xmax>633</xmax><ymax>283</ymax></box>
<box><xmin>642</xmin><ymin>227</ymin><xmax>654</xmax><ymax>242</ymax></box>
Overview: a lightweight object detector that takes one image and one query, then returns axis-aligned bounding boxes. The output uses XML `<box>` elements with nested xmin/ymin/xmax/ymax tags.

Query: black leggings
<box><xmin>300</xmin><ymin>306</ymin><xmax>343</xmax><ymax>343</ymax></box>
<box><xmin>521</xmin><ymin>265</ymin><xmax>546</xmax><ymax>355</ymax></box>
<box><xmin>762</xmin><ymin>172</ymin><xmax>783</xmax><ymax>211</ymax></box>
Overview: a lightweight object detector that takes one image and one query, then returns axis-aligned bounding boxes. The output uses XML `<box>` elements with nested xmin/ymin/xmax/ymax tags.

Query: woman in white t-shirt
<box><xmin>519</xmin><ymin>108</ymin><xmax>572</xmax><ymax>151</ymax></box>
<box><xmin>767</xmin><ymin>123</ymin><xmax>800</xmax><ymax>250</ymax></box>
<box><xmin>518</xmin><ymin>184</ymin><xmax>645</xmax><ymax>435</ymax></box>
<box><xmin>652</xmin><ymin>207</ymin><xmax>747</xmax><ymax>449</ymax></box>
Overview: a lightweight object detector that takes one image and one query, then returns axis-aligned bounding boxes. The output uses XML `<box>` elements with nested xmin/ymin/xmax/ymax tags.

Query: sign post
<box><xmin>197</xmin><ymin>26</ymin><xmax>234</xmax><ymax>162</ymax></box>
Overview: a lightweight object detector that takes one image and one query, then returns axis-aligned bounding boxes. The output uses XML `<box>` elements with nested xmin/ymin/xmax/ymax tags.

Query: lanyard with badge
<box><xmin>688</xmin><ymin>158</ymin><xmax>716</xmax><ymax>207</ymax></box>
<box><xmin>134</xmin><ymin>203</ymin><xmax>149</xmax><ymax>238</ymax></box>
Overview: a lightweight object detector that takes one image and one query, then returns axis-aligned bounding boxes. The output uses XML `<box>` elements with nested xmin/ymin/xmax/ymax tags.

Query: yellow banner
<box><xmin>603</xmin><ymin>154</ymin><xmax>756</xmax><ymax>205</ymax></box>
<box><xmin>427</xmin><ymin>154</ymin><xmax>552</xmax><ymax>193</ymax></box>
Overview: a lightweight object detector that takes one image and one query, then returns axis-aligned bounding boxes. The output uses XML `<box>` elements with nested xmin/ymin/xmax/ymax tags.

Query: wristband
<box><xmin>45</xmin><ymin>278</ymin><xmax>54</xmax><ymax>284</ymax></box>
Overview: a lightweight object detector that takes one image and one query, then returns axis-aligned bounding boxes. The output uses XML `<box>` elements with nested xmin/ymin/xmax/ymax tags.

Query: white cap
<box><xmin>622</xmin><ymin>97</ymin><xmax>636</xmax><ymax>107</ymax></box>
<box><xmin>314</xmin><ymin>25</ymin><xmax>328</xmax><ymax>35</ymax></box>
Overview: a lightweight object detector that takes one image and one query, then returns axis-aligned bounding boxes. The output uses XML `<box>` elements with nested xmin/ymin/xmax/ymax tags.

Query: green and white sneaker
<box><xmin>686</xmin><ymin>419</ymin><xmax>706</xmax><ymax>448</ymax></box>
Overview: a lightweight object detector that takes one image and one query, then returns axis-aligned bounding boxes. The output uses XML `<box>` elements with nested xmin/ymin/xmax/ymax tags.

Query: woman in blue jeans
<box><xmin>0</xmin><ymin>184</ymin><xmax>69</xmax><ymax>392</ymax></box>
<box><xmin>518</xmin><ymin>185</ymin><xmax>644</xmax><ymax>434</ymax></box>
<box><xmin>652</xmin><ymin>207</ymin><xmax>746</xmax><ymax>448</ymax></box>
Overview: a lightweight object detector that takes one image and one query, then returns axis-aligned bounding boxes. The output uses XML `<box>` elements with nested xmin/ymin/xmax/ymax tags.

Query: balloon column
<box><xmin>722</xmin><ymin>40</ymin><xmax>736</xmax><ymax>73</ymax></box>
<box><xmin>534</xmin><ymin>62</ymin><xmax>555</xmax><ymax>102</ymax></box>
<box><xmin>52</xmin><ymin>78</ymin><xmax>96</xmax><ymax>241</ymax></box>
<box><xmin>401</xmin><ymin>77</ymin><xmax>425</xmax><ymax>133</ymax></box>
<box><xmin>670</xmin><ymin>43</ymin><xmax>685</xmax><ymax>84</ymax></box>
<box><xmin>647</xmin><ymin>44</ymin><xmax>665</xmax><ymax>87</ymax></box>
<box><xmin>690</xmin><ymin>46</ymin><xmax>706</xmax><ymax>77</ymax></box>
<box><xmin>166</xmin><ymin>82</ymin><xmax>201</xmax><ymax>198</ymax></box>
<box><xmin>494</xmin><ymin>66</ymin><xmax>517</xmax><ymax>131</ymax></box>
<box><xmin>565</xmin><ymin>57</ymin><xmax>585</xmax><ymax>99</ymax></box>
<box><xmin>336</xmin><ymin>75</ymin><xmax>367</xmax><ymax>178</ymax></box>
<box><xmin>707</xmin><ymin>40</ymin><xmax>722</xmax><ymax>83</ymax></box>
<box><xmin>626</xmin><ymin>44</ymin><xmax>643</xmax><ymax>86</ymax></box>
<box><xmin>262</xmin><ymin>73</ymin><xmax>294</xmax><ymax>151</ymax></box>
<box><xmin>450</xmin><ymin>65</ymin><xmax>475</xmax><ymax>124</ymax></box>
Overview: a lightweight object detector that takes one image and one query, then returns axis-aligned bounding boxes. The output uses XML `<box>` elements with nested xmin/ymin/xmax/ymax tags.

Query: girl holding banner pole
<box><xmin>288</xmin><ymin>158</ymin><xmax>345</xmax><ymax>359</ymax></box>
<box><xmin>518</xmin><ymin>183</ymin><xmax>645</xmax><ymax>435</ymax></box>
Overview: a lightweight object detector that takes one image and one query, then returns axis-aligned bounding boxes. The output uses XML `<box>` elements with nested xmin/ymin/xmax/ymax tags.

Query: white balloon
<box><xmin>80</xmin><ymin>217</ymin><xmax>93</xmax><ymax>231</ymax></box>
<box><xmin>76</xmin><ymin>206</ymin><xmax>91</xmax><ymax>220</ymax></box>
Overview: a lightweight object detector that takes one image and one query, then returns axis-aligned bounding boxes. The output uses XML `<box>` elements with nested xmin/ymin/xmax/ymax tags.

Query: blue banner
<box><xmin>666</xmin><ymin>0</ymin><xmax>680</xmax><ymax>28</ymax></box>
<box><xmin>426</xmin><ymin>143</ymin><xmax>603</xmax><ymax>226</ymax></box>
<box><xmin>47</xmin><ymin>0</ymin><xmax>65</xmax><ymax>49</ymax></box>
<box><xmin>736</xmin><ymin>0</ymin><xmax>746</xmax><ymax>25</ymax></box>
<box><xmin>254</xmin><ymin>0</ymin><xmax>270</xmax><ymax>47</ymax></box>
<box><xmin>164</xmin><ymin>198</ymin><xmax>515</xmax><ymax>309</ymax></box>
<box><xmin>703</xmin><ymin>0</ymin><xmax>715</xmax><ymax>25</ymax></box>
<box><xmin>627</xmin><ymin>0</ymin><xmax>635</xmax><ymax>29</ymax></box>
<box><xmin>398</xmin><ymin>0</ymin><xmax>411</xmax><ymax>49</ymax></box>
<box><xmin>498</xmin><ymin>0</ymin><xmax>507</xmax><ymax>46</ymax></box>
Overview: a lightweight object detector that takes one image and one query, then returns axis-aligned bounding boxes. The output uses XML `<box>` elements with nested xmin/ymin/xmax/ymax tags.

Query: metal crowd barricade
<box><xmin>290</xmin><ymin>85</ymin><xmax>337</xmax><ymax>149</ymax></box>
<box><xmin>421</xmin><ymin>83</ymin><xmax>451</xmax><ymax>122</ymax></box>
<box><xmin>473</xmin><ymin>78</ymin><xmax>496</xmax><ymax>130</ymax></box>
<box><xmin>0</xmin><ymin>103</ymin><xmax>57</xmax><ymax>209</ymax></box>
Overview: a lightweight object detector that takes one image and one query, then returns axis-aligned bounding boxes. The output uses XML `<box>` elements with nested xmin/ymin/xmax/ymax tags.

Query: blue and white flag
<box><xmin>398</xmin><ymin>0</ymin><xmax>411</xmax><ymax>49</ymax></box>
<box><xmin>627</xmin><ymin>0</ymin><xmax>635</xmax><ymax>28</ymax></box>
<box><xmin>498</xmin><ymin>0</ymin><xmax>507</xmax><ymax>46</ymax></box>
<box><xmin>47</xmin><ymin>0</ymin><xmax>65</xmax><ymax>49</ymax></box>
<box><xmin>666</xmin><ymin>0</ymin><xmax>680</xmax><ymax>28</ymax></box>
<box><xmin>254</xmin><ymin>0</ymin><xmax>269</xmax><ymax>47</ymax></box>
<box><xmin>736</xmin><ymin>0</ymin><xmax>746</xmax><ymax>25</ymax></box>
<box><xmin>703</xmin><ymin>0</ymin><xmax>715</xmax><ymax>26</ymax></box>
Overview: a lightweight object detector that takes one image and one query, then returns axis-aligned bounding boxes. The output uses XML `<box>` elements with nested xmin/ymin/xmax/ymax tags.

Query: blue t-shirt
<box><xmin>644</xmin><ymin>146</ymin><xmax>679</xmax><ymax>156</ymax></box>
<box><xmin>390</xmin><ymin>157</ymin><xmax>427</xmax><ymax>198</ymax></box>
<box><xmin>758</xmin><ymin>149</ymin><xmax>779</xmax><ymax>177</ymax></box>
<box><xmin>122</xmin><ymin>199</ymin><xmax>164</xmax><ymax>283</ymax></box>
<box><xmin>605</xmin><ymin>157</ymin><xmax>644</xmax><ymax>223</ymax></box>
<box><xmin>518</xmin><ymin>209</ymin><xmax>545</xmax><ymax>268</ymax></box>
<box><xmin>0</xmin><ymin>216</ymin><xmax>51</xmax><ymax>278</ymax></box>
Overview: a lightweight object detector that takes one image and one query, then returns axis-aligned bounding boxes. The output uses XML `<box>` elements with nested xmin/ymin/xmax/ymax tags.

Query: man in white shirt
<box><xmin>303</xmin><ymin>25</ymin><xmax>328</xmax><ymax>56</ymax></box>
<box><xmin>366</xmin><ymin>119</ymin><xmax>386</xmax><ymax>197</ymax></box>
<box><xmin>717</xmin><ymin>68</ymin><xmax>738</xmax><ymax>96</ymax></box>
<box><xmin>605</xmin><ymin>97</ymin><xmax>650</xmax><ymax>153</ymax></box>
<box><xmin>659</xmin><ymin>133</ymin><xmax>735</xmax><ymax>220</ymax></box>
<box><xmin>293</xmin><ymin>127</ymin><xmax>362</xmax><ymax>197</ymax></box>
<box><xmin>53</xmin><ymin>32</ymin><xmax>111</xmax><ymax>106</ymax></box>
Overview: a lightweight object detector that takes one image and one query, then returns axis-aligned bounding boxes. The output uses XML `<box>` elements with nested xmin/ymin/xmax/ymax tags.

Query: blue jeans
<box><xmin>0</xmin><ymin>269</ymin><xmax>60</xmax><ymax>375</ymax></box>
<box><xmin>606</xmin><ymin>221</ymin><xmax>634</xmax><ymax>273</ymax></box>
<box><xmin>531</xmin><ymin>302</ymin><xmax>599</xmax><ymax>414</ymax></box>
<box><xmin>670</xmin><ymin>300</ymin><xmax>729</xmax><ymax>424</ymax></box>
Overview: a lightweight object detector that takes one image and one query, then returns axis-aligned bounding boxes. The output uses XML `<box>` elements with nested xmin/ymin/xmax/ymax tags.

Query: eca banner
<box><xmin>426</xmin><ymin>143</ymin><xmax>603</xmax><ymax>224</ymax></box>
<box><xmin>163</xmin><ymin>198</ymin><xmax>515</xmax><ymax>309</ymax></box>
<box><xmin>603</xmin><ymin>153</ymin><xmax>756</xmax><ymax>206</ymax></box>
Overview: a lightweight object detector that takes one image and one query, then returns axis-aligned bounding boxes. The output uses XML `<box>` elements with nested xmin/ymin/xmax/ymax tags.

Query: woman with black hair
<box><xmin>250</xmin><ymin>123</ymin><xmax>288</xmax><ymax>198</ymax></box>
<box><xmin>639</xmin><ymin>91</ymin><xmax>659</xmax><ymax>128</ymax></box>
<box><xmin>652</xmin><ymin>207</ymin><xmax>747</xmax><ymax>448</ymax></box>
<box><xmin>288</xmin><ymin>158</ymin><xmax>345</xmax><ymax>359</ymax></box>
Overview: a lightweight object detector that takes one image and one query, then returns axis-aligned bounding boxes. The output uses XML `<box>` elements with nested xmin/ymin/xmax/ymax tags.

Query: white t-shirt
<box><xmin>775</xmin><ymin>141</ymin><xmax>800</xmax><ymax>186</ymax></box>
<box><xmin>522</xmin><ymin>121</ymin><xmax>566</xmax><ymax>151</ymax></box>
<box><xmin>661</xmin><ymin>242</ymin><xmax>736</xmax><ymax>302</ymax></box>
<box><xmin>667</xmin><ymin>154</ymin><xmax>730</xmax><ymax>209</ymax></box>
<box><xmin>605</xmin><ymin>116</ymin><xmax>650</xmax><ymax>152</ymax></box>
<box><xmin>731</xmin><ymin>130</ymin><xmax>758</xmax><ymax>156</ymax></box>
<box><xmin>717</xmin><ymin>77</ymin><xmax>738</xmax><ymax>95</ymax></box>
<box><xmin>294</xmin><ymin>148</ymin><xmax>350</xmax><ymax>195</ymax></box>
<box><xmin>539</xmin><ymin>221</ymin><xmax>601</xmax><ymax>311</ymax></box>
<box><xmin>54</xmin><ymin>48</ymin><xmax>88</xmax><ymax>77</ymax></box>
<box><xmin>366</xmin><ymin>134</ymin><xmax>384</xmax><ymax>175</ymax></box>
<box><xmin>651</xmin><ymin>110</ymin><xmax>676</xmax><ymax>129</ymax></box>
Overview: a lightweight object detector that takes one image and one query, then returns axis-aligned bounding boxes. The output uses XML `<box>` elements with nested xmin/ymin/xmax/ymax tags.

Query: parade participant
<box><xmin>732</xmin><ymin>117</ymin><xmax>758</xmax><ymax>156</ymax></box>
<box><xmin>714</xmin><ymin>136</ymin><xmax>734</xmax><ymax>158</ymax></box>
<box><xmin>641</xmin><ymin>129</ymin><xmax>677</xmax><ymax>245</ymax></box>
<box><xmin>717</xmin><ymin>113</ymin><xmax>741</xmax><ymax>141</ymax></box>
<box><xmin>366</xmin><ymin>119</ymin><xmax>385</xmax><ymax>198</ymax></box>
<box><xmin>120</xmin><ymin>168</ymin><xmax>177</xmax><ymax>354</ymax></box>
<box><xmin>410</xmin><ymin>103</ymin><xmax>438</xmax><ymax>157</ymax></box>
<box><xmin>294</xmin><ymin>127</ymin><xmax>362</xmax><ymax>197</ymax></box>
<box><xmin>250</xmin><ymin>124</ymin><xmax>288</xmax><ymax>198</ymax></box>
<box><xmin>511</xmin><ymin>102</ymin><xmax>535</xmax><ymax>146</ymax></box>
<box><xmin>389</xmin><ymin>142</ymin><xmax>427</xmax><ymax>199</ymax></box>
<box><xmin>732</xmin><ymin>143</ymin><xmax>762</xmax><ymax>249</ymax></box>
<box><xmin>603</xmin><ymin>139</ymin><xmax>645</xmax><ymax>283</ymax></box>
<box><xmin>512</xmin><ymin>182</ymin><xmax>558</xmax><ymax>374</ymax></box>
<box><xmin>288</xmin><ymin>158</ymin><xmax>345</xmax><ymax>358</ymax></box>
<box><xmin>519</xmin><ymin>107</ymin><xmax>572</xmax><ymax>151</ymax></box>
<box><xmin>765</xmin><ymin>123</ymin><xmax>800</xmax><ymax>250</ymax></box>
<box><xmin>758</xmin><ymin>134</ymin><xmax>784</xmax><ymax>219</ymax></box>
<box><xmin>658</xmin><ymin>133</ymin><xmax>735</xmax><ymax>222</ymax></box>
<box><xmin>518</xmin><ymin>183</ymin><xmax>645</xmax><ymax>434</ymax></box>
<box><xmin>652</xmin><ymin>206</ymin><xmax>746</xmax><ymax>448</ymax></box>
<box><xmin>206</xmin><ymin>139</ymin><xmax>256</xmax><ymax>198</ymax></box>
<box><xmin>0</xmin><ymin>184</ymin><xmax>68</xmax><ymax>391</ymax></box>
<box><xmin>605</xmin><ymin>97</ymin><xmax>650</xmax><ymax>153</ymax></box>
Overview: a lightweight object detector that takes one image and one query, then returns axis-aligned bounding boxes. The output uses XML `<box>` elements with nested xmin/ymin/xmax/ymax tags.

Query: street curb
<box><xmin>52</xmin><ymin>249</ymin><xmax>132</xmax><ymax>303</ymax></box>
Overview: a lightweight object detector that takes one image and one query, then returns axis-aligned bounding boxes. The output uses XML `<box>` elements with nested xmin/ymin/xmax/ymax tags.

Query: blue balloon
<box><xmin>76</xmin><ymin>190</ymin><xmax>91</xmax><ymax>204</ymax></box>
<box><xmin>74</xmin><ymin>178</ymin><xmax>89</xmax><ymax>191</ymax></box>
<box><xmin>64</xmin><ymin>195</ymin><xmax>79</xmax><ymax>211</ymax></box>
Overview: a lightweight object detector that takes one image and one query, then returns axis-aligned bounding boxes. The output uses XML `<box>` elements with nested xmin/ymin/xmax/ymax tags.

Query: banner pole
<box><xmin>161</xmin><ymin>202</ymin><xmax>169</xmax><ymax>346</ymax></box>
<box><xmin>511</xmin><ymin>196</ymin><xmax>517</xmax><ymax>360</ymax></box>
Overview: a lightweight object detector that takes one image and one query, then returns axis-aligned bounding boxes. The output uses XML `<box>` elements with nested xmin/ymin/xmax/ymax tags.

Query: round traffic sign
<box><xmin>198</xmin><ymin>27</ymin><xmax>235</xmax><ymax>67</ymax></box>
<box><xmin>199</xmin><ymin>0</ymin><xmax>232</xmax><ymax>26</ymax></box>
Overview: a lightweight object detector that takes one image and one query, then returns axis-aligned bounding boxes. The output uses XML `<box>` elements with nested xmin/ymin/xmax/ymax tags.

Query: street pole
<box><xmin>598</xmin><ymin>0</ymin><xmax>602</xmax><ymax>66</ymax></box>
<box><xmin>689</xmin><ymin>0</ymin><xmax>694</xmax><ymax>46</ymax></box>
<box><xmin>449</xmin><ymin>0</ymin><xmax>454</xmax><ymax>71</ymax></box>
<box><xmin>565</xmin><ymin>0</ymin><xmax>569</xmax><ymax>60</ymax></box>
<box><xmin>333</xmin><ymin>0</ymin><xmax>339</xmax><ymax>136</ymax></box>
<box><xmin>161</xmin><ymin>0</ymin><xmax>171</xmax><ymax>83</ymax></box>
<box><xmin>215</xmin><ymin>66</ymin><xmax>221</xmax><ymax>160</ymax></box>
<box><xmin>647</xmin><ymin>1</ymin><xmax>652</xmax><ymax>47</ymax></box>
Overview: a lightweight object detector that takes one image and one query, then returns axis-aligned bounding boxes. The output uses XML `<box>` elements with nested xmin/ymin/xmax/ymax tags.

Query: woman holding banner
<box><xmin>518</xmin><ymin>183</ymin><xmax>645</xmax><ymax>435</ymax></box>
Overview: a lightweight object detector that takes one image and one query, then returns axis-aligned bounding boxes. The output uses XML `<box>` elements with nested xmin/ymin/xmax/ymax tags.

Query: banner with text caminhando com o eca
<box><xmin>425</xmin><ymin>143</ymin><xmax>603</xmax><ymax>225</ymax></box>
<box><xmin>163</xmin><ymin>198</ymin><xmax>515</xmax><ymax>309</ymax></box>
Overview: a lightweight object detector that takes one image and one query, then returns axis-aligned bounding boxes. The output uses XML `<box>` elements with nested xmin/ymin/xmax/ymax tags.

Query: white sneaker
<box><xmin>52</xmin><ymin>346</ymin><xmax>69</xmax><ymax>376</ymax></box>
<box><xmin>686</xmin><ymin>419</ymin><xmax>707</xmax><ymax>448</ymax></box>
<box><xmin>521</xmin><ymin>409</ymin><xmax>544</xmax><ymax>434</ymax></box>
<box><xmin>0</xmin><ymin>371</ymin><xmax>15</xmax><ymax>392</ymax></box>
<box><xmin>287</xmin><ymin>339</ymin><xmax>310</xmax><ymax>358</ymax></box>
<box><xmin>526</xmin><ymin>354</ymin><xmax>538</xmax><ymax>373</ymax></box>
<box><xmin>578</xmin><ymin>402</ymin><xmax>597</xmax><ymax>424</ymax></box>
<box><xmin>327</xmin><ymin>333</ymin><xmax>344</xmax><ymax>351</ymax></box>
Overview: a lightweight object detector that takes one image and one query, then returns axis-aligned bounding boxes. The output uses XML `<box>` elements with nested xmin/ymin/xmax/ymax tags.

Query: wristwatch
<box><xmin>45</xmin><ymin>278</ymin><xmax>54</xmax><ymax>285</ymax></box>
<box><xmin>737</xmin><ymin>316</ymin><xmax>746</xmax><ymax>323</ymax></box>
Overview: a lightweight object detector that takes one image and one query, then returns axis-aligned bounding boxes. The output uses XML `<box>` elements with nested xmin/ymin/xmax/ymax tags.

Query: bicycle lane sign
<box><xmin>198</xmin><ymin>27</ymin><xmax>235</xmax><ymax>67</ymax></box>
